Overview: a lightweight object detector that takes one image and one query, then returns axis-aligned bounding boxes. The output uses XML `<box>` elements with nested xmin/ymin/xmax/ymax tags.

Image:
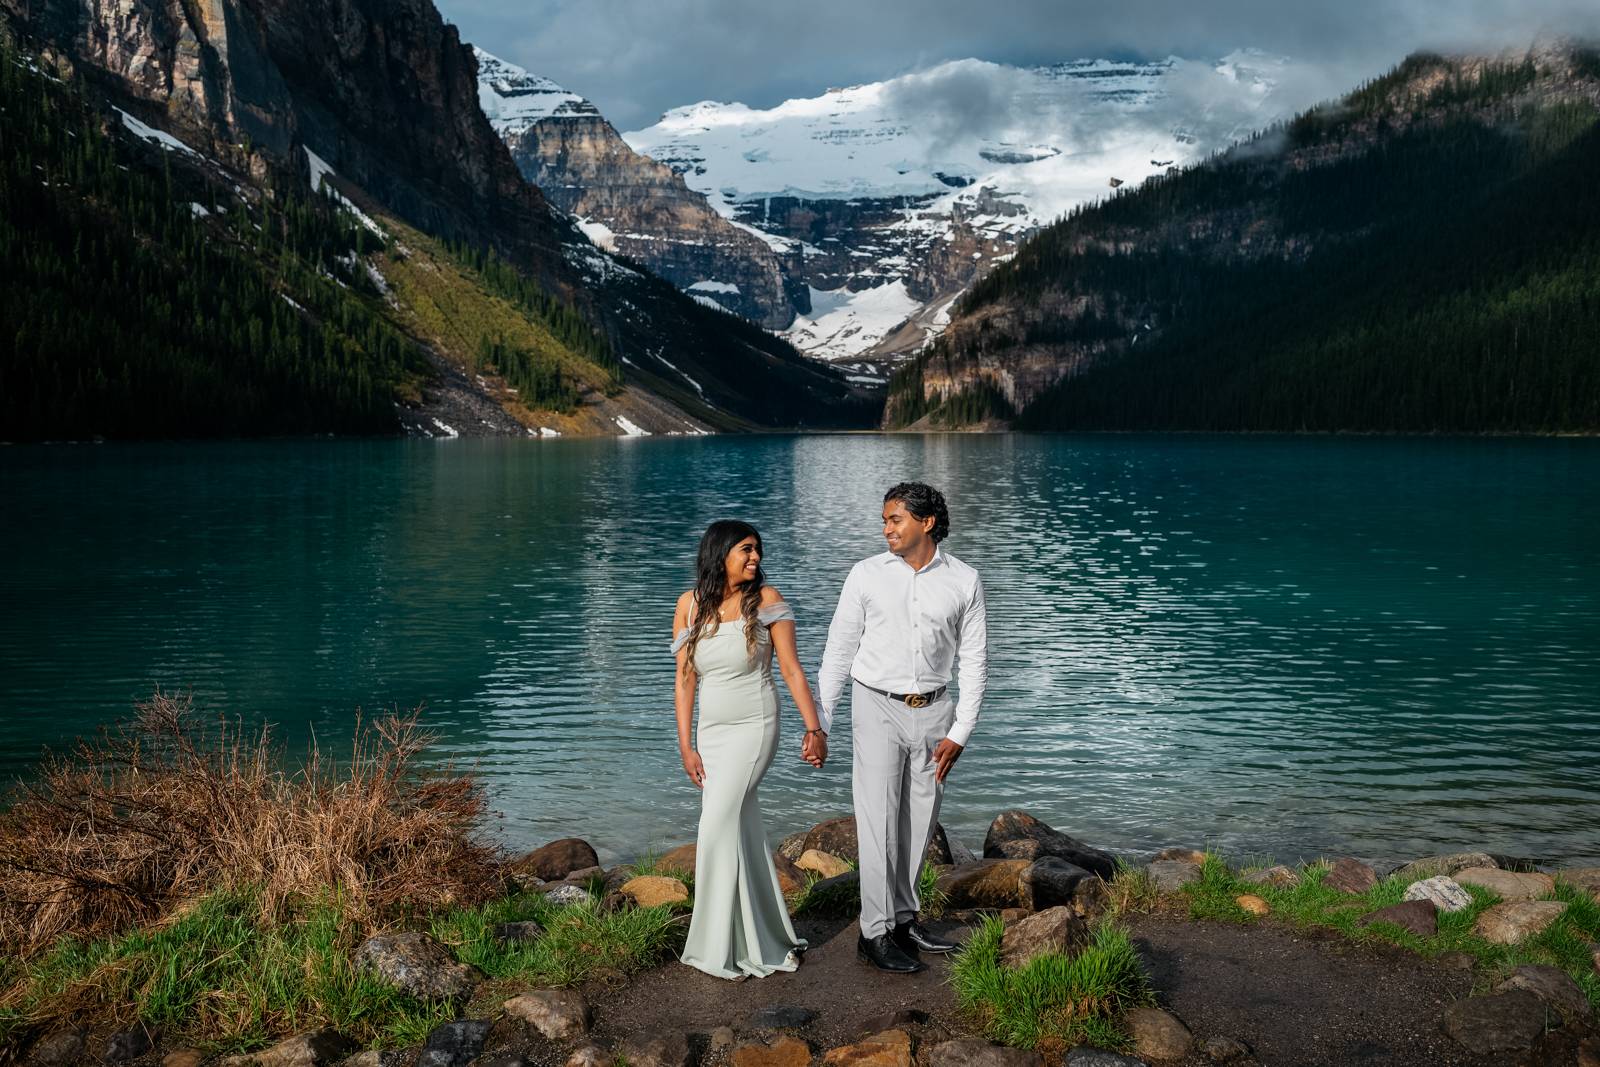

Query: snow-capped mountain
<box><xmin>475</xmin><ymin>48</ymin><xmax>600</xmax><ymax>129</ymax></box>
<box><xmin>474</xmin><ymin>47</ymin><xmax>801</xmax><ymax>329</ymax></box>
<box><xmin>623</xmin><ymin>52</ymin><xmax>1300</xmax><ymax>364</ymax></box>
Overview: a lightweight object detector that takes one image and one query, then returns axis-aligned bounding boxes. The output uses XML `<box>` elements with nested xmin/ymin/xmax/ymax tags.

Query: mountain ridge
<box><xmin>884</xmin><ymin>41</ymin><xmax>1600</xmax><ymax>434</ymax></box>
<box><xmin>0</xmin><ymin>0</ymin><xmax>872</xmax><ymax>439</ymax></box>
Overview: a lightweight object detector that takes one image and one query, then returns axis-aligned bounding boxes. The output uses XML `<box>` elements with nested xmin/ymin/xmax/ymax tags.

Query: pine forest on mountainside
<box><xmin>890</xmin><ymin>52</ymin><xmax>1600</xmax><ymax>434</ymax></box>
<box><xmin>2</xmin><ymin>41</ymin><xmax>660</xmax><ymax>441</ymax></box>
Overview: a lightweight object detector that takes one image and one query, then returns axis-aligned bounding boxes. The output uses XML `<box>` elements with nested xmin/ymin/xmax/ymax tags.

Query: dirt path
<box><xmin>584</xmin><ymin>915</ymin><xmax>971</xmax><ymax>1052</ymax></box>
<box><xmin>1129</xmin><ymin>915</ymin><xmax>1497</xmax><ymax>1067</ymax></box>
<box><xmin>571</xmin><ymin>913</ymin><xmax>1580</xmax><ymax>1065</ymax></box>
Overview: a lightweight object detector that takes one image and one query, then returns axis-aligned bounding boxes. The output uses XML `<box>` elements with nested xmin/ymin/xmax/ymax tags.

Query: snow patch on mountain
<box><xmin>785</xmin><ymin>281</ymin><xmax>922</xmax><ymax>360</ymax></box>
<box><xmin>474</xmin><ymin>46</ymin><xmax>597</xmax><ymax>136</ymax></box>
<box><xmin>115</xmin><ymin>108</ymin><xmax>200</xmax><ymax>157</ymax></box>
<box><xmin>575</xmin><ymin>216</ymin><xmax>618</xmax><ymax>251</ymax></box>
<box><xmin>304</xmin><ymin>147</ymin><xmax>384</xmax><ymax>236</ymax></box>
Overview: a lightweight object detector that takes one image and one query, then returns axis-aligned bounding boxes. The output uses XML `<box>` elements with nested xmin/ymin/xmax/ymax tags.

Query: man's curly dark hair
<box><xmin>884</xmin><ymin>482</ymin><xmax>950</xmax><ymax>544</ymax></box>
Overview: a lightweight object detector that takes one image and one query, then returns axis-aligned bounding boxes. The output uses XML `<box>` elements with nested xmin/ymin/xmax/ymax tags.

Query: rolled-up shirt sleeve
<box><xmin>817</xmin><ymin>563</ymin><xmax>866</xmax><ymax>733</ymax></box>
<box><xmin>946</xmin><ymin>574</ymin><xmax>987</xmax><ymax>748</ymax></box>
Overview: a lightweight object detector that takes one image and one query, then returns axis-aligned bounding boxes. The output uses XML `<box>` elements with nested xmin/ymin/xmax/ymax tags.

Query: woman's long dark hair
<box><xmin>682</xmin><ymin>520</ymin><xmax>766</xmax><ymax>673</ymax></box>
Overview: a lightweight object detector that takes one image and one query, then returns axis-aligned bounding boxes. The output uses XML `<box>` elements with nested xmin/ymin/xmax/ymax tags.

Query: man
<box><xmin>815</xmin><ymin>481</ymin><xmax>988</xmax><ymax>973</ymax></box>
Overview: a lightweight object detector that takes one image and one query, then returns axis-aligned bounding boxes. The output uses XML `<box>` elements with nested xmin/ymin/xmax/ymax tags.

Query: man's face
<box><xmin>882</xmin><ymin>499</ymin><xmax>933</xmax><ymax>557</ymax></box>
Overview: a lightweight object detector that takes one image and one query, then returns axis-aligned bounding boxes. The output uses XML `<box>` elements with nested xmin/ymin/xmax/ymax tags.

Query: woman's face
<box><xmin>723</xmin><ymin>536</ymin><xmax>761</xmax><ymax>588</ymax></box>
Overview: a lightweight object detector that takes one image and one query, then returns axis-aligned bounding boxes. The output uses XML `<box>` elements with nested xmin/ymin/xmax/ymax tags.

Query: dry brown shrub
<box><xmin>0</xmin><ymin>692</ymin><xmax>500</xmax><ymax>956</ymax></box>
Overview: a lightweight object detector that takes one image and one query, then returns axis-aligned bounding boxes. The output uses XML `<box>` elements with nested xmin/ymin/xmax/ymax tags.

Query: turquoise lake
<box><xmin>2</xmin><ymin>435</ymin><xmax>1597</xmax><ymax>866</ymax></box>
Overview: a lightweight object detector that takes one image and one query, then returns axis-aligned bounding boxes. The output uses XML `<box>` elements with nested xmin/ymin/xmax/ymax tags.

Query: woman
<box><xmin>672</xmin><ymin>520</ymin><xmax>829</xmax><ymax>979</ymax></box>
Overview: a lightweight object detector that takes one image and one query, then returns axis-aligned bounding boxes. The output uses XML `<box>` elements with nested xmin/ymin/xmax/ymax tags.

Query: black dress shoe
<box><xmin>857</xmin><ymin>933</ymin><xmax>926</xmax><ymax>973</ymax></box>
<box><xmin>893</xmin><ymin>919</ymin><xmax>958</xmax><ymax>954</ymax></box>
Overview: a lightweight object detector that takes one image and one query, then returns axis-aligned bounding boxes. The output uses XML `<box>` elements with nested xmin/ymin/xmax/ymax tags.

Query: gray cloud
<box><xmin>437</xmin><ymin>0</ymin><xmax>1600</xmax><ymax>130</ymax></box>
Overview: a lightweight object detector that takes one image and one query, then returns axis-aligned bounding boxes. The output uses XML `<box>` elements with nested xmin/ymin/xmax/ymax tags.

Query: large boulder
<box><xmin>802</xmin><ymin>815</ymin><xmax>952</xmax><ymax>866</ymax></box>
<box><xmin>983</xmin><ymin>811</ymin><xmax>1115</xmax><ymax>880</ymax></box>
<box><xmin>103</xmin><ymin>1032</ymin><xmax>151</xmax><ymax>1063</ymax></box>
<box><xmin>223</xmin><ymin>1030</ymin><xmax>357</xmax><ymax>1067</ymax></box>
<box><xmin>656</xmin><ymin>843</ymin><xmax>698</xmax><ymax>875</ymax></box>
<box><xmin>543</xmin><ymin>884</ymin><xmax>593</xmax><ymax>907</ymax></box>
<box><xmin>777</xmin><ymin>830</ymin><xmax>810</xmax><ymax>861</ymax></box>
<box><xmin>998</xmin><ymin>906</ymin><xmax>1088</xmax><ymax>968</ymax></box>
<box><xmin>822</xmin><ymin>1030</ymin><xmax>913</xmax><ymax>1067</ymax></box>
<box><xmin>1125</xmin><ymin>1008</ymin><xmax>1192</xmax><ymax>1062</ymax></box>
<box><xmin>25</xmin><ymin>1029</ymin><xmax>87</xmax><ymax>1067</ymax></box>
<box><xmin>798</xmin><ymin>870</ymin><xmax>861</xmax><ymax>915</ymax></box>
<box><xmin>416</xmin><ymin>1021</ymin><xmax>491</xmax><ymax>1067</ymax></box>
<box><xmin>1235</xmin><ymin>895</ymin><xmax>1270</xmax><ymax>917</ymax></box>
<box><xmin>935</xmin><ymin>859</ymin><xmax>1031</xmax><ymax>909</ymax></box>
<box><xmin>797</xmin><ymin>849</ymin><xmax>853</xmax><ymax>880</ymax></box>
<box><xmin>1555</xmin><ymin>867</ymin><xmax>1600</xmax><ymax>893</ymax></box>
<box><xmin>1146</xmin><ymin>860</ymin><xmax>1202</xmax><ymax>893</ymax></box>
<box><xmin>1019</xmin><ymin>856</ymin><xmax>1102</xmax><ymax>913</ymax></box>
<box><xmin>730</xmin><ymin>1036</ymin><xmax>812</xmax><ymax>1067</ymax></box>
<box><xmin>619</xmin><ymin>1033</ymin><xmax>692</xmax><ymax>1067</ymax></box>
<box><xmin>510</xmin><ymin>838</ymin><xmax>600</xmax><ymax>882</ymax></box>
<box><xmin>1391</xmin><ymin>852</ymin><xmax>1498</xmax><ymax>881</ymax></box>
<box><xmin>1240</xmin><ymin>865</ymin><xmax>1299</xmax><ymax>889</ymax></box>
<box><xmin>773</xmin><ymin>851</ymin><xmax>807</xmax><ymax>896</ymax></box>
<box><xmin>1474</xmin><ymin>900</ymin><xmax>1568</xmax><ymax>945</ymax></box>
<box><xmin>1455</xmin><ymin>867</ymin><xmax>1555</xmax><ymax>901</ymax></box>
<box><xmin>1403</xmin><ymin>876</ymin><xmax>1473</xmax><ymax>913</ymax></box>
<box><xmin>928</xmin><ymin>1040</ymin><xmax>1043</xmax><ymax>1067</ymax></box>
<box><xmin>1322</xmin><ymin>857</ymin><xmax>1378</xmax><ymax>894</ymax></box>
<box><xmin>620</xmin><ymin>875</ymin><xmax>689</xmax><ymax>908</ymax></box>
<box><xmin>1442</xmin><ymin>990</ymin><xmax>1546</xmax><ymax>1054</ymax></box>
<box><xmin>504</xmin><ymin>989</ymin><xmax>592</xmax><ymax>1039</ymax></box>
<box><xmin>1494</xmin><ymin>964</ymin><xmax>1594</xmax><ymax>1026</ymax></box>
<box><xmin>354</xmin><ymin>932</ymin><xmax>478</xmax><ymax>1001</ymax></box>
<box><xmin>1357</xmin><ymin>900</ymin><xmax>1438</xmax><ymax>937</ymax></box>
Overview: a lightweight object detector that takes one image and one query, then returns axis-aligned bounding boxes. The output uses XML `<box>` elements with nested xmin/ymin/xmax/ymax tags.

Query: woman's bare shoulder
<box><xmin>758</xmin><ymin>584</ymin><xmax>785</xmax><ymax>604</ymax></box>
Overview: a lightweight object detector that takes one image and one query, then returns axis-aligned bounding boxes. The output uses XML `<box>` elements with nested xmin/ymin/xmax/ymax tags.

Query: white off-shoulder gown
<box><xmin>672</xmin><ymin>601</ymin><xmax>807</xmax><ymax>979</ymax></box>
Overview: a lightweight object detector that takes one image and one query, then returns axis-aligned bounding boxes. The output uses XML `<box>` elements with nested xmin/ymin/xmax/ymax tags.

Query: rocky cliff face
<box><xmin>9</xmin><ymin>0</ymin><xmax>563</xmax><ymax>262</ymax></box>
<box><xmin>476</xmin><ymin>49</ymin><xmax>800</xmax><ymax>329</ymax></box>
<box><xmin>3</xmin><ymin>0</ymin><xmax>869</xmax><ymax>431</ymax></box>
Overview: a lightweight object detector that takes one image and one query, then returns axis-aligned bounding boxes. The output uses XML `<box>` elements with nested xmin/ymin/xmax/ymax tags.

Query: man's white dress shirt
<box><xmin>817</xmin><ymin>547</ymin><xmax>988</xmax><ymax>747</ymax></box>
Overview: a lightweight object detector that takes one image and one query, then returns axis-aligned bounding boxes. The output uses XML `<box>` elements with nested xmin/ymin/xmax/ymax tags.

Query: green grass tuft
<box><xmin>2</xmin><ymin>887</ymin><xmax>686</xmax><ymax>1051</ymax></box>
<box><xmin>788</xmin><ymin>861</ymin><xmax>944</xmax><ymax>920</ymax></box>
<box><xmin>1172</xmin><ymin>854</ymin><xmax>1600</xmax><ymax>1016</ymax></box>
<box><xmin>0</xmin><ymin>888</ymin><xmax>456</xmax><ymax>1050</ymax></box>
<box><xmin>950</xmin><ymin>915</ymin><xmax>1153</xmax><ymax>1055</ymax></box>
<box><xmin>429</xmin><ymin>894</ymin><xmax>682</xmax><ymax>987</ymax></box>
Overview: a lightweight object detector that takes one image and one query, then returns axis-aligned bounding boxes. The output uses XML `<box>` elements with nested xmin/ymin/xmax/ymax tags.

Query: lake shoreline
<box><xmin>7</xmin><ymin>803</ymin><xmax>1598</xmax><ymax>1066</ymax></box>
<box><xmin>7</xmin><ymin>424</ymin><xmax>1600</xmax><ymax>446</ymax></box>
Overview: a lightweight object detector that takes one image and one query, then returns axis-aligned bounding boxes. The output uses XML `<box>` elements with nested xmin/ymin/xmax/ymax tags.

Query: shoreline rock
<box><xmin>983</xmin><ymin>810</ymin><xmax>1117</xmax><ymax>880</ymax></box>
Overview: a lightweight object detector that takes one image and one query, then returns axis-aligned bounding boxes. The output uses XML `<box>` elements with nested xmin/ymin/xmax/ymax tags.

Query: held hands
<box><xmin>800</xmin><ymin>729</ymin><xmax>828</xmax><ymax>769</ymax></box>
<box><xmin>932</xmin><ymin>738</ymin><xmax>964</xmax><ymax>783</ymax></box>
<box><xmin>681</xmin><ymin>748</ymin><xmax>706</xmax><ymax>789</ymax></box>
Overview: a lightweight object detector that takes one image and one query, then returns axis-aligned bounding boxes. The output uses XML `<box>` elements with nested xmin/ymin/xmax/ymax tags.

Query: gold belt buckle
<box><xmin>904</xmin><ymin>692</ymin><xmax>930</xmax><ymax>709</ymax></box>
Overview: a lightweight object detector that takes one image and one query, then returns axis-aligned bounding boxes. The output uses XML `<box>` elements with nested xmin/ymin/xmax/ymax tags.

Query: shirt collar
<box><xmin>885</xmin><ymin>546</ymin><xmax>943</xmax><ymax>572</ymax></box>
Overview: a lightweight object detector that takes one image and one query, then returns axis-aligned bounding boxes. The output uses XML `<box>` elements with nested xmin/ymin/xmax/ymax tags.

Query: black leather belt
<box><xmin>856</xmin><ymin>680</ymin><xmax>947</xmax><ymax>709</ymax></box>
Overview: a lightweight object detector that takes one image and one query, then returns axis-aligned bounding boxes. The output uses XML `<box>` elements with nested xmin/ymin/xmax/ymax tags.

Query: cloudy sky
<box><xmin>437</xmin><ymin>0</ymin><xmax>1600</xmax><ymax>130</ymax></box>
